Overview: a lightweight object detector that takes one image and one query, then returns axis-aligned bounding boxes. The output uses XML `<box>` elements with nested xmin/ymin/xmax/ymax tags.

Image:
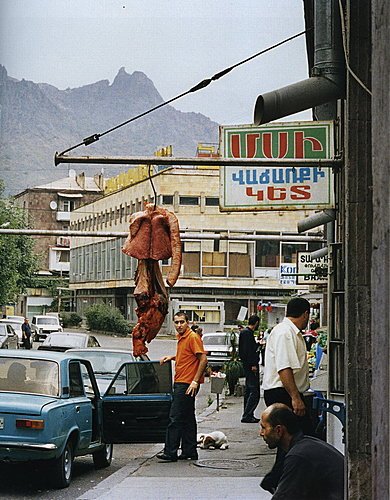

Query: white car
<box><xmin>6</xmin><ymin>315</ymin><xmax>25</xmax><ymax>323</ymax></box>
<box><xmin>202</xmin><ymin>332</ymin><xmax>239</xmax><ymax>369</ymax></box>
<box><xmin>0</xmin><ymin>319</ymin><xmax>24</xmax><ymax>346</ymax></box>
<box><xmin>31</xmin><ymin>315</ymin><xmax>63</xmax><ymax>342</ymax></box>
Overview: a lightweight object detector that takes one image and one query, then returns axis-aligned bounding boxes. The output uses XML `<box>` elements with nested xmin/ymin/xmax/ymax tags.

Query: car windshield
<box><xmin>73</xmin><ymin>351</ymin><xmax>134</xmax><ymax>373</ymax></box>
<box><xmin>36</xmin><ymin>318</ymin><xmax>59</xmax><ymax>325</ymax></box>
<box><xmin>203</xmin><ymin>334</ymin><xmax>230</xmax><ymax>346</ymax></box>
<box><xmin>0</xmin><ymin>358</ymin><xmax>59</xmax><ymax>396</ymax></box>
<box><xmin>44</xmin><ymin>334</ymin><xmax>85</xmax><ymax>347</ymax></box>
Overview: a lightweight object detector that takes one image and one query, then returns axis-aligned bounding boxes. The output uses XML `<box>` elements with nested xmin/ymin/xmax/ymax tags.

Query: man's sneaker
<box><xmin>178</xmin><ymin>454</ymin><xmax>198</xmax><ymax>460</ymax></box>
<box><xmin>156</xmin><ymin>452</ymin><xmax>177</xmax><ymax>462</ymax></box>
<box><xmin>241</xmin><ymin>417</ymin><xmax>260</xmax><ymax>423</ymax></box>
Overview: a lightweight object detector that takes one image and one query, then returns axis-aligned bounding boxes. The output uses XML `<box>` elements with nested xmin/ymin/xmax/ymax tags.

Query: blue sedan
<box><xmin>0</xmin><ymin>350</ymin><xmax>173</xmax><ymax>488</ymax></box>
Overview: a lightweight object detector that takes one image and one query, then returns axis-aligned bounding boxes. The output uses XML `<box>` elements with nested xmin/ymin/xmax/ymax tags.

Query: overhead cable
<box><xmin>58</xmin><ymin>28</ymin><xmax>311</xmax><ymax>156</ymax></box>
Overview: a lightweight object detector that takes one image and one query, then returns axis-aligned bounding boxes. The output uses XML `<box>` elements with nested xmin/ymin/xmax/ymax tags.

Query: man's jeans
<box><xmin>242</xmin><ymin>365</ymin><xmax>260</xmax><ymax>420</ymax></box>
<box><xmin>164</xmin><ymin>382</ymin><xmax>198</xmax><ymax>458</ymax></box>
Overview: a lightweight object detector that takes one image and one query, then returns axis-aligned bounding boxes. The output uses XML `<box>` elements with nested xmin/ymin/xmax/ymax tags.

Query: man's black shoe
<box><xmin>241</xmin><ymin>417</ymin><xmax>260</xmax><ymax>423</ymax></box>
<box><xmin>156</xmin><ymin>452</ymin><xmax>177</xmax><ymax>462</ymax></box>
<box><xmin>178</xmin><ymin>454</ymin><xmax>198</xmax><ymax>460</ymax></box>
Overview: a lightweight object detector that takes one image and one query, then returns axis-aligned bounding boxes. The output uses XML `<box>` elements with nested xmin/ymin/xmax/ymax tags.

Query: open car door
<box><xmin>101</xmin><ymin>360</ymin><xmax>172</xmax><ymax>443</ymax></box>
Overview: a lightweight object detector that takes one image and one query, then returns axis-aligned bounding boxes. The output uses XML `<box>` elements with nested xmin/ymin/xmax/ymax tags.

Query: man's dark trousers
<box><xmin>164</xmin><ymin>382</ymin><xmax>197</xmax><ymax>459</ymax></box>
<box><xmin>242</xmin><ymin>364</ymin><xmax>260</xmax><ymax>421</ymax></box>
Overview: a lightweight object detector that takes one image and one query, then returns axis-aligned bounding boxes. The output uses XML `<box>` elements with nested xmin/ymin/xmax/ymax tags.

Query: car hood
<box><xmin>0</xmin><ymin>393</ymin><xmax>56</xmax><ymax>415</ymax></box>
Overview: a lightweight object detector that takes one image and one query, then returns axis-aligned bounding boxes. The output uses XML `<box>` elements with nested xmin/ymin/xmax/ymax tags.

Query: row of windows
<box><xmin>70</xmin><ymin>195</ymin><xmax>220</xmax><ymax>231</ymax></box>
<box><xmin>70</xmin><ymin>236</ymin><xmax>320</xmax><ymax>283</ymax></box>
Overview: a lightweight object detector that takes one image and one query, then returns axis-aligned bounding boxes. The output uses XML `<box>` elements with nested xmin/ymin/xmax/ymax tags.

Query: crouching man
<box><xmin>260</xmin><ymin>403</ymin><xmax>344</xmax><ymax>499</ymax></box>
<box><xmin>157</xmin><ymin>312</ymin><xmax>208</xmax><ymax>462</ymax></box>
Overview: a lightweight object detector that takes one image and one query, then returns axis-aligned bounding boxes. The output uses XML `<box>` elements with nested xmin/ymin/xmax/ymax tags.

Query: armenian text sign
<box><xmin>220</xmin><ymin>121</ymin><xmax>334</xmax><ymax>211</ymax></box>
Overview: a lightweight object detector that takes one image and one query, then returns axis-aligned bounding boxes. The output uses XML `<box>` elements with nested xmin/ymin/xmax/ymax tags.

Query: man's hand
<box><xmin>186</xmin><ymin>380</ymin><xmax>199</xmax><ymax>397</ymax></box>
<box><xmin>160</xmin><ymin>355</ymin><xmax>174</xmax><ymax>365</ymax></box>
<box><xmin>291</xmin><ymin>396</ymin><xmax>306</xmax><ymax>416</ymax></box>
<box><xmin>251</xmin><ymin>365</ymin><xmax>258</xmax><ymax>373</ymax></box>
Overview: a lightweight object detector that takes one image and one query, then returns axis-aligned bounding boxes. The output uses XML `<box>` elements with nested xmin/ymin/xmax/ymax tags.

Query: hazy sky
<box><xmin>1</xmin><ymin>0</ymin><xmax>311</xmax><ymax>125</ymax></box>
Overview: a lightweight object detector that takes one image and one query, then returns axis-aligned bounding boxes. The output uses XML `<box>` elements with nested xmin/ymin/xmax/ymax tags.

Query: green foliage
<box><xmin>0</xmin><ymin>180</ymin><xmax>38</xmax><ymax>305</ymax></box>
<box><xmin>26</xmin><ymin>276</ymin><xmax>69</xmax><ymax>295</ymax></box>
<box><xmin>85</xmin><ymin>303</ymin><xmax>132</xmax><ymax>337</ymax></box>
<box><xmin>62</xmin><ymin>312</ymin><xmax>82</xmax><ymax>328</ymax></box>
<box><xmin>223</xmin><ymin>332</ymin><xmax>244</xmax><ymax>395</ymax></box>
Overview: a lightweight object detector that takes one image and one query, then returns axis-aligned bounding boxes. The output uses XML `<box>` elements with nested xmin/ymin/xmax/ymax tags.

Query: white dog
<box><xmin>197</xmin><ymin>431</ymin><xmax>229</xmax><ymax>450</ymax></box>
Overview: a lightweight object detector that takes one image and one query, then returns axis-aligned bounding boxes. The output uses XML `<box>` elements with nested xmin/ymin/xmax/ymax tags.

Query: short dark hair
<box><xmin>286</xmin><ymin>297</ymin><xmax>310</xmax><ymax>318</ymax></box>
<box><xmin>248</xmin><ymin>314</ymin><xmax>260</xmax><ymax>326</ymax></box>
<box><xmin>174</xmin><ymin>311</ymin><xmax>189</xmax><ymax>322</ymax></box>
<box><xmin>267</xmin><ymin>404</ymin><xmax>301</xmax><ymax>434</ymax></box>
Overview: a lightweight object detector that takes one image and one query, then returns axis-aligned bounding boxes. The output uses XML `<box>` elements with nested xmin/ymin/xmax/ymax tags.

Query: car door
<box><xmin>101</xmin><ymin>360</ymin><xmax>173</xmax><ymax>444</ymax></box>
<box><xmin>6</xmin><ymin>325</ymin><xmax>18</xmax><ymax>349</ymax></box>
<box><xmin>68</xmin><ymin>361</ymin><xmax>94</xmax><ymax>449</ymax></box>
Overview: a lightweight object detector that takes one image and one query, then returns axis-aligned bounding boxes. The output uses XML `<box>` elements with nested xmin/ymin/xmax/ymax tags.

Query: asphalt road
<box><xmin>0</xmin><ymin>334</ymin><xmax>216</xmax><ymax>498</ymax></box>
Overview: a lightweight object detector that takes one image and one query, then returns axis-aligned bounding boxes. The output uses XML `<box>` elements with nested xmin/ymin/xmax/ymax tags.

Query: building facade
<box><xmin>13</xmin><ymin>170</ymin><xmax>104</xmax><ymax>315</ymax></box>
<box><xmin>69</xmin><ymin>166</ymin><xmax>324</xmax><ymax>332</ymax></box>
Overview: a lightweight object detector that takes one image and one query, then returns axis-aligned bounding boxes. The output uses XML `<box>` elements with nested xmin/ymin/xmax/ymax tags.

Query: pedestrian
<box><xmin>157</xmin><ymin>312</ymin><xmax>208</xmax><ymax>462</ymax></box>
<box><xmin>260</xmin><ymin>403</ymin><xmax>344</xmax><ymax>499</ymax></box>
<box><xmin>238</xmin><ymin>314</ymin><xmax>261</xmax><ymax>423</ymax></box>
<box><xmin>261</xmin><ymin>297</ymin><xmax>317</xmax><ymax>492</ymax></box>
<box><xmin>21</xmin><ymin>318</ymin><xmax>32</xmax><ymax>349</ymax></box>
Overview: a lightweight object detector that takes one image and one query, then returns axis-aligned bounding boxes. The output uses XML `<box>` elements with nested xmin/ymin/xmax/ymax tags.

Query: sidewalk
<box><xmin>79</xmin><ymin>384</ymin><xmax>275</xmax><ymax>500</ymax></box>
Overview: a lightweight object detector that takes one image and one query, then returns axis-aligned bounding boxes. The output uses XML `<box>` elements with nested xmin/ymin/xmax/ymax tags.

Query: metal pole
<box><xmin>0</xmin><ymin>228</ymin><xmax>324</xmax><ymax>242</ymax></box>
<box><xmin>54</xmin><ymin>153</ymin><xmax>340</xmax><ymax>169</ymax></box>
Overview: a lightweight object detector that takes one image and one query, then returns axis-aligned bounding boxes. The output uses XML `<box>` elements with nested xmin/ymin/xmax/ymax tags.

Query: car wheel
<box><xmin>52</xmin><ymin>440</ymin><xmax>73</xmax><ymax>488</ymax></box>
<box><xmin>93</xmin><ymin>443</ymin><xmax>113</xmax><ymax>469</ymax></box>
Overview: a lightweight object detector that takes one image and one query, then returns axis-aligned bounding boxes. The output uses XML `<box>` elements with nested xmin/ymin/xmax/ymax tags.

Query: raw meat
<box><xmin>122</xmin><ymin>203</ymin><xmax>182</xmax><ymax>355</ymax></box>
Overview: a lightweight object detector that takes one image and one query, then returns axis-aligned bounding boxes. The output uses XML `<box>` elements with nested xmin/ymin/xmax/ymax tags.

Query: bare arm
<box><xmin>278</xmin><ymin>368</ymin><xmax>306</xmax><ymax>416</ymax></box>
<box><xmin>186</xmin><ymin>352</ymin><xmax>208</xmax><ymax>396</ymax></box>
<box><xmin>160</xmin><ymin>355</ymin><xmax>176</xmax><ymax>365</ymax></box>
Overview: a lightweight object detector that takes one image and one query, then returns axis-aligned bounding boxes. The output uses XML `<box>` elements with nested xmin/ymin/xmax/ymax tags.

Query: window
<box><xmin>179</xmin><ymin>196</ymin><xmax>199</xmax><ymax>206</ymax></box>
<box><xmin>205</xmin><ymin>197</ymin><xmax>219</xmax><ymax>206</ymax></box>
<box><xmin>255</xmin><ymin>240</ymin><xmax>280</xmax><ymax>267</ymax></box>
<box><xmin>62</xmin><ymin>199</ymin><xmax>75</xmax><ymax>212</ymax></box>
<box><xmin>281</xmin><ymin>243</ymin><xmax>307</xmax><ymax>264</ymax></box>
<box><xmin>162</xmin><ymin>195</ymin><xmax>174</xmax><ymax>205</ymax></box>
<box><xmin>69</xmin><ymin>362</ymin><xmax>84</xmax><ymax>397</ymax></box>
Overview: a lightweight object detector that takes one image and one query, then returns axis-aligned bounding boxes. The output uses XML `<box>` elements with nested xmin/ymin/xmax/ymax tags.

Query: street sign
<box><xmin>219</xmin><ymin>121</ymin><xmax>335</xmax><ymax>211</ymax></box>
<box><xmin>296</xmin><ymin>252</ymin><xmax>328</xmax><ymax>285</ymax></box>
<box><xmin>279</xmin><ymin>263</ymin><xmax>297</xmax><ymax>286</ymax></box>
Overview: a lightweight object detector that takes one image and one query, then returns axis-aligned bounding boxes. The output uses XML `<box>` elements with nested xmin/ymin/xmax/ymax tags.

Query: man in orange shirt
<box><xmin>157</xmin><ymin>312</ymin><xmax>208</xmax><ymax>462</ymax></box>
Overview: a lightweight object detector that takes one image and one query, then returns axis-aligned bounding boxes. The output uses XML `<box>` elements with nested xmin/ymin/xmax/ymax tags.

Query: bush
<box><xmin>62</xmin><ymin>312</ymin><xmax>82</xmax><ymax>328</ymax></box>
<box><xmin>84</xmin><ymin>303</ymin><xmax>132</xmax><ymax>337</ymax></box>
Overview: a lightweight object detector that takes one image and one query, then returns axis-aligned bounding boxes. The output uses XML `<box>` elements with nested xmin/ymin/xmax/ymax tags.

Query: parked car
<box><xmin>46</xmin><ymin>312</ymin><xmax>64</xmax><ymax>327</ymax></box>
<box><xmin>0</xmin><ymin>324</ymin><xmax>19</xmax><ymax>349</ymax></box>
<box><xmin>202</xmin><ymin>332</ymin><xmax>239</xmax><ymax>369</ymax></box>
<box><xmin>31</xmin><ymin>315</ymin><xmax>63</xmax><ymax>342</ymax></box>
<box><xmin>0</xmin><ymin>319</ymin><xmax>24</xmax><ymax>346</ymax></box>
<box><xmin>0</xmin><ymin>350</ymin><xmax>173</xmax><ymax>488</ymax></box>
<box><xmin>6</xmin><ymin>315</ymin><xmax>25</xmax><ymax>323</ymax></box>
<box><xmin>67</xmin><ymin>348</ymin><xmax>148</xmax><ymax>393</ymax></box>
<box><xmin>37</xmin><ymin>332</ymin><xmax>100</xmax><ymax>352</ymax></box>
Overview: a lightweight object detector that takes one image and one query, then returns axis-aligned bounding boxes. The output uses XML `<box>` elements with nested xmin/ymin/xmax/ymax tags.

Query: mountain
<box><xmin>0</xmin><ymin>66</ymin><xmax>219</xmax><ymax>195</ymax></box>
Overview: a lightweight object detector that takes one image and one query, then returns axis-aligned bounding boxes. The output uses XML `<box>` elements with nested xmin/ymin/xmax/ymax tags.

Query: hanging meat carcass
<box><xmin>122</xmin><ymin>203</ymin><xmax>182</xmax><ymax>356</ymax></box>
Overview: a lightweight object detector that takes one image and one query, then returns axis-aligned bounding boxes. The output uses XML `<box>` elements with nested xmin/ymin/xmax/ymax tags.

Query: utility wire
<box><xmin>59</xmin><ymin>29</ymin><xmax>311</xmax><ymax>156</ymax></box>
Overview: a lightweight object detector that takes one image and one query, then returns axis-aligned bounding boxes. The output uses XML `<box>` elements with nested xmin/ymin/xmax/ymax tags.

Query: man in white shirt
<box><xmin>261</xmin><ymin>297</ymin><xmax>315</xmax><ymax>494</ymax></box>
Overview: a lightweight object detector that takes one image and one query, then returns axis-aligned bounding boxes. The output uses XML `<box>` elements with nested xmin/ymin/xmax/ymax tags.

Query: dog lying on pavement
<box><xmin>197</xmin><ymin>431</ymin><xmax>229</xmax><ymax>450</ymax></box>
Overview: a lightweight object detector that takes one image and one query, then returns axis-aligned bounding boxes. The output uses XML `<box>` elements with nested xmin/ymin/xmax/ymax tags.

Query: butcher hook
<box><xmin>148</xmin><ymin>165</ymin><xmax>157</xmax><ymax>210</ymax></box>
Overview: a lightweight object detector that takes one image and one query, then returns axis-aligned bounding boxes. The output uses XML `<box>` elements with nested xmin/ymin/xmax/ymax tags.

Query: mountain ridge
<box><xmin>0</xmin><ymin>65</ymin><xmax>218</xmax><ymax>195</ymax></box>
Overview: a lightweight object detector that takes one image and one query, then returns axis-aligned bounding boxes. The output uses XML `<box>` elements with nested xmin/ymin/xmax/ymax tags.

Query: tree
<box><xmin>0</xmin><ymin>180</ymin><xmax>38</xmax><ymax>305</ymax></box>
